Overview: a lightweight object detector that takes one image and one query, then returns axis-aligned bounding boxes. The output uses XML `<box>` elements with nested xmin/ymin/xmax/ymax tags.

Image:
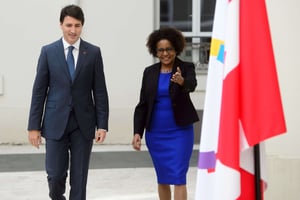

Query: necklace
<box><xmin>160</xmin><ymin>68</ymin><xmax>172</xmax><ymax>73</ymax></box>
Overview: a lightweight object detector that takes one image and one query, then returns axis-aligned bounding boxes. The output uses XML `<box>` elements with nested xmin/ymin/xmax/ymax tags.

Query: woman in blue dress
<box><xmin>132</xmin><ymin>27</ymin><xmax>199</xmax><ymax>200</ymax></box>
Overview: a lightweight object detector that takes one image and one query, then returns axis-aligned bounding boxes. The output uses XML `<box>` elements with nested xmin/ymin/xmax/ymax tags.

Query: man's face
<box><xmin>60</xmin><ymin>16</ymin><xmax>82</xmax><ymax>45</ymax></box>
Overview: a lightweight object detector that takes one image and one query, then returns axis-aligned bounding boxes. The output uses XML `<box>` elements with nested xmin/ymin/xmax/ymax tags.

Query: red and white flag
<box><xmin>194</xmin><ymin>0</ymin><xmax>286</xmax><ymax>199</ymax></box>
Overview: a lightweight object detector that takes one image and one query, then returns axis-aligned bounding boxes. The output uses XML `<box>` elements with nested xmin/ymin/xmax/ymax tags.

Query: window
<box><xmin>157</xmin><ymin>0</ymin><xmax>216</xmax><ymax>74</ymax></box>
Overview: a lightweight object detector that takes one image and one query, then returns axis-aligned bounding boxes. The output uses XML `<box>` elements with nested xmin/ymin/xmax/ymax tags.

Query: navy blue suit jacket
<box><xmin>28</xmin><ymin>38</ymin><xmax>109</xmax><ymax>140</ymax></box>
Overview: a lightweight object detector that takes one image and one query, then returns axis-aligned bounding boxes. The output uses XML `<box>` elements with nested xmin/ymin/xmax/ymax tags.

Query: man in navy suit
<box><xmin>27</xmin><ymin>5</ymin><xmax>109</xmax><ymax>200</ymax></box>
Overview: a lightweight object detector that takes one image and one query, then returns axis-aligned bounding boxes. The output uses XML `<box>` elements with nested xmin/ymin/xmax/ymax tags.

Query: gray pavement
<box><xmin>0</xmin><ymin>144</ymin><xmax>198</xmax><ymax>200</ymax></box>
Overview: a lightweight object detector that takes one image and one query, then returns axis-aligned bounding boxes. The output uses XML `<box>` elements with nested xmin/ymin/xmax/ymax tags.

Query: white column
<box><xmin>0</xmin><ymin>75</ymin><xmax>4</xmax><ymax>95</ymax></box>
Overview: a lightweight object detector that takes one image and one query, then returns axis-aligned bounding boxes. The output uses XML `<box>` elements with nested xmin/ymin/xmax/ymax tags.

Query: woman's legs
<box><xmin>174</xmin><ymin>185</ymin><xmax>187</xmax><ymax>200</ymax></box>
<box><xmin>158</xmin><ymin>184</ymin><xmax>187</xmax><ymax>200</ymax></box>
<box><xmin>158</xmin><ymin>184</ymin><xmax>171</xmax><ymax>200</ymax></box>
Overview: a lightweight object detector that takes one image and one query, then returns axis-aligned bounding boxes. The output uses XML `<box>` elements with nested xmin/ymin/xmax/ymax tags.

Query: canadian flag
<box><xmin>194</xmin><ymin>0</ymin><xmax>286</xmax><ymax>199</ymax></box>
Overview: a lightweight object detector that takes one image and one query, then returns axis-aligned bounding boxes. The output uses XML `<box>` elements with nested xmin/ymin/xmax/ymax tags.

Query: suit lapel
<box><xmin>149</xmin><ymin>64</ymin><xmax>160</xmax><ymax>98</ymax></box>
<box><xmin>54</xmin><ymin>39</ymin><xmax>89</xmax><ymax>83</ymax></box>
<box><xmin>54</xmin><ymin>40</ymin><xmax>72</xmax><ymax>81</ymax></box>
<box><xmin>73</xmin><ymin>40</ymin><xmax>88</xmax><ymax>81</ymax></box>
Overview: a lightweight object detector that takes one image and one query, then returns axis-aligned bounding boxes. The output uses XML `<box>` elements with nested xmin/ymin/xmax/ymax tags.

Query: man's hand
<box><xmin>95</xmin><ymin>129</ymin><xmax>106</xmax><ymax>143</ymax></box>
<box><xmin>28</xmin><ymin>130</ymin><xmax>42</xmax><ymax>149</ymax></box>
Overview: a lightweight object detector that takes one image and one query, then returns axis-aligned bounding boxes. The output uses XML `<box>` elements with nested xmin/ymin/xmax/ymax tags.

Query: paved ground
<box><xmin>0</xmin><ymin>144</ymin><xmax>198</xmax><ymax>200</ymax></box>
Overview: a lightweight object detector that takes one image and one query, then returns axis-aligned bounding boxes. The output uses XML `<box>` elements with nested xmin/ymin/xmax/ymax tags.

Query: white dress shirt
<box><xmin>62</xmin><ymin>37</ymin><xmax>80</xmax><ymax>69</ymax></box>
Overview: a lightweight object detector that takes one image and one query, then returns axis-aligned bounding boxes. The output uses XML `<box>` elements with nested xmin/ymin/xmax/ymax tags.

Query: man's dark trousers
<box><xmin>46</xmin><ymin>111</ymin><xmax>93</xmax><ymax>200</ymax></box>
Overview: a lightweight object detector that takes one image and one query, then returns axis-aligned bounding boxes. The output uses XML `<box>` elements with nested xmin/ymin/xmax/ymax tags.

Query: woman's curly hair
<box><xmin>146</xmin><ymin>27</ymin><xmax>186</xmax><ymax>57</ymax></box>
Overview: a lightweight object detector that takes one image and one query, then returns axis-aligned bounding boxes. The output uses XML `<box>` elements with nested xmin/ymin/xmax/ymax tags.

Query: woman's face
<box><xmin>156</xmin><ymin>39</ymin><xmax>176</xmax><ymax>67</ymax></box>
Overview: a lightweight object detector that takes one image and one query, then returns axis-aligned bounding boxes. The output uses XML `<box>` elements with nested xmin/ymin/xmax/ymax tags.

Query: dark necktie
<box><xmin>67</xmin><ymin>46</ymin><xmax>75</xmax><ymax>80</ymax></box>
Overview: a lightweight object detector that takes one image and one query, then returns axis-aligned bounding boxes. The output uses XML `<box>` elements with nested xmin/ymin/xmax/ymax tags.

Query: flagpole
<box><xmin>254</xmin><ymin>144</ymin><xmax>262</xmax><ymax>200</ymax></box>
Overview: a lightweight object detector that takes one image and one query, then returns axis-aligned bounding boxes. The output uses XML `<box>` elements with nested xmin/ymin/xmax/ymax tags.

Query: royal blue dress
<box><xmin>145</xmin><ymin>72</ymin><xmax>194</xmax><ymax>185</ymax></box>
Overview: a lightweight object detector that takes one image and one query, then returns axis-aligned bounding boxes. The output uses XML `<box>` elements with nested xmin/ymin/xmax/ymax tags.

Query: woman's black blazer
<box><xmin>134</xmin><ymin>57</ymin><xmax>199</xmax><ymax>138</ymax></box>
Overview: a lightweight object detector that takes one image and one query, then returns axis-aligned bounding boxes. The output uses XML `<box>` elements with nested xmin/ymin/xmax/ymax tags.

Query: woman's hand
<box><xmin>132</xmin><ymin>134</ymin><xmax>142</xmax><ymax>151</ymax></box>
<box><xmin>171</xmin><ymin>67</ymin><xmax>184</xmax><ymax>85</ymax></box>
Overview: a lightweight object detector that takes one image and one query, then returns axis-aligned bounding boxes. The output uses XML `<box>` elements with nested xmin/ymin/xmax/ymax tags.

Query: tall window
<box><xmin>158</xmin><ymin>0</ymin><xmax>216</xmax><ymax>74</ymax></box>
